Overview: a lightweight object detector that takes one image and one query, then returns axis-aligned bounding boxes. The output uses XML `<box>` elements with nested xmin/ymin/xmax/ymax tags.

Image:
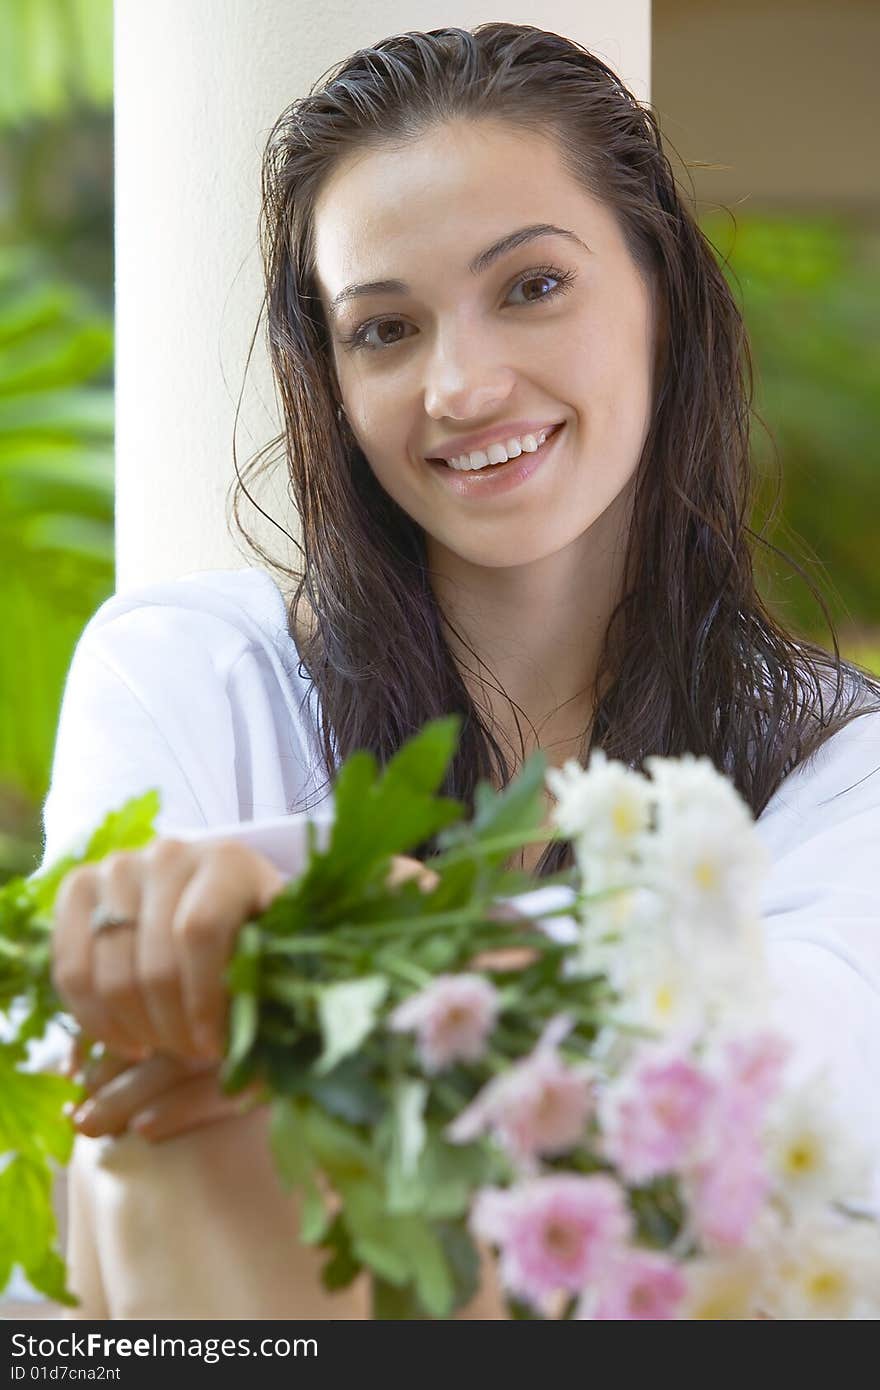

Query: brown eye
<box><xmin>344</xmin><ymin>317</ymin><xmax>414</xmax><ymax>352</ymax></box>
<box><xmin>506</xmin><ymin>266</ymin><xmax>576</xmax><ymax>307</ymax></box>
<box><xmin>520</xmin><ymin>275</ymin><xmax>557</xmax><ymax>302</ymax></box>
<box><xmin>373</xmin><ymin>320</ymin><xmax>408</xmax><ymax>347</ymax></box>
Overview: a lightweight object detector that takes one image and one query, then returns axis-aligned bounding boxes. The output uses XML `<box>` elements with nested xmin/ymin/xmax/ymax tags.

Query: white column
<box><xmin>114</xmin><ymin>0</ymin><xmax>651</xmax><ymax>592</ymax></box>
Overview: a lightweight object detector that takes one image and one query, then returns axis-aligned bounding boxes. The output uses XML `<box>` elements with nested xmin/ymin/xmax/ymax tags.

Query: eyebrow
<box><xmin>327</xmin><ymin>223</ymin><xmax>590</xmax><ymax>315</ymax></box>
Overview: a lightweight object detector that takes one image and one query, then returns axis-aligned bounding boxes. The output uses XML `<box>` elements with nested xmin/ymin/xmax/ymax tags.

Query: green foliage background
<box><xmin>0</xmin><ymin>2</ymin><xmax>877</xmax><ymax>887</ymax></box>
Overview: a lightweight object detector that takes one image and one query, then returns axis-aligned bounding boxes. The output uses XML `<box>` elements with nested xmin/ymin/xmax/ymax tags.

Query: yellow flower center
<box><xmin>694</xmin><ymin>859</ymin><xmax>720</xmax><ymax>891</ymax></box>
<box><xmin>654</xmin><ymin>984</ymin><xmax>675</xmax><ymax>1018</ymax></box>
<box><xmin>785</xmin><ymin>1140</ymin><xmax>818</xmax><ymax>1175</ymax></box>
<box><xmin>612</xmin><ymin>800</ymin><xmax>640</xmax><ymax>836</ymax></box>
<box><xmin>806</xmin><ymin>1269</ymin><xmax>845</xmax><ymax>1304</ymax></box>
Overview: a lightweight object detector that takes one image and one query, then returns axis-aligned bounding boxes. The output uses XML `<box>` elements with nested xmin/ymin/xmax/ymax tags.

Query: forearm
<box><xmin>61</xmin><ymin>1106</ymin><xmax>370</xmax><ymax>1319</ymax></box>
<box><xmin>62</xmin><ymin>1104</ymin><xmax>507</xmax><ymax>1319</ymax></box>
<box><xmin>62</xmin><ymin>1143</ymin><xmax>109</xmax><ymax>1319</ymax></box>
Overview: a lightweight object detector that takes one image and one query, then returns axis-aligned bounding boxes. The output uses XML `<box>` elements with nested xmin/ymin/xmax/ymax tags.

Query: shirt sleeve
<box><xmin>755</xmin><ymin>715</ymin><xmax>880</xmax><ymax>1209</ymax></box>
<box><xmin>25</xmin><ymin>603</ymin><xmax>246</xmax><ymax>1075</ymax></box>
<box><xmin>40</xmin><ymin>604</ymin><xmax>248</xmax><ymax>867</ymax></box>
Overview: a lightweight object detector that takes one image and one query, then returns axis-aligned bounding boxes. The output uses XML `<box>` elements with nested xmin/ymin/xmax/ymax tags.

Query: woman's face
<box><xmin>312</xmin><ymin>119</ymin><xmax>658</xmax><ymax>572</ymax></box>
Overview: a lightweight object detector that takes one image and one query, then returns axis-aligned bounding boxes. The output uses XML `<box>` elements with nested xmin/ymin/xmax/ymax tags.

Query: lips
<box><xmin>426</xmin><ymin>420</ymin><xmax>564</xmax><ymax>466</ymax></box>
<box><xmin>428</xmin><ymin>421</ymin><xmax>564</xmax><ymax>474</ymax></box>
<box><xmin>427</xmin><ymin>420</ymin><xmax>566</xmax><ymax>499</ymax></box>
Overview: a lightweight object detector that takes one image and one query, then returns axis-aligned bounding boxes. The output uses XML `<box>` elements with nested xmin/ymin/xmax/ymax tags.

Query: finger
<box><xmin>130</xmin><ymin>1072</ymin><xmax>264</xmax><ymax>1144</ymax></box>
<box><xmin>173</xmin><ymin>843</ymin><xmax>285</xmax><ymax>1057</ymax></box>
<box><xmin>51</xmin><ymin>867</ymin><xmax>145</xmax><ymax>1058</ymax></box>
<box><xmin>90</xmin><ymin>852</ymin><xmax>160</xmax><ymax>1055</ymax></box>
<box><xmin>385</xmin><ymin>855</ymin><xmax>439</xmax><ymax>893</ymax></box>
<box><xmin>466</xmin><ymin>947</ymin><xmax>539</xmax><ymax>971</ymax></box>
<box><xmin>73</xmin><ymin>1053</ymin><xmax>213</xmax><ymax>1137</ymax></box>
<box><xmin>80</xmin><ymin>1047</ymin><xmax>140</xmax><ymax>1096</ymax></box>
<box><xmin>135</xmin><ymin>839</ymin><xmax>206</xmax><ymax>1059</ymax></box>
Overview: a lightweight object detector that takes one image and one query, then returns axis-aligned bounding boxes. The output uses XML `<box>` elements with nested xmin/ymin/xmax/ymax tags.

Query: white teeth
<box><xmin>445</xmin><ymin>426</ymin><xmax>553</xmax><ymax>471</ymax></box>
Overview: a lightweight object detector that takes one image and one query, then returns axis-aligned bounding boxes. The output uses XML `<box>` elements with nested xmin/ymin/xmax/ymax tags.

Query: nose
<box><xmin>422</xmin><ymin>325</ymin><xmax>516</xmax><ymax>422</ymax></box>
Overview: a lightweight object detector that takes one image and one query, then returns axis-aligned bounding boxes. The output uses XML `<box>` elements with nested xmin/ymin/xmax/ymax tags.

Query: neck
<box><xmin>427</xmin><ymin>484</ymin><xmax>634</xmax><ymax>775</ymax></box>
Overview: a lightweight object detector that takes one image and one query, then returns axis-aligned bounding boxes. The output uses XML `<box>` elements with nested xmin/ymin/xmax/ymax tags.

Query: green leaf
<box><xmin>342</xmin><ymin>1176</ymin><xmax>455</xmax><ymax>1318</ymax></box>
<box><xmin>29</xmin><ymin>788</ymin><xmax>160</xmax><ymax>915</ymax></box>
<box><xmin>304</xmin><ymin>1056</ymin><xmax>386</xmax><ymax>1126</ymax></box>
<box><xmin>387</xmin><ymin>1127</ymin><xmax>494</xmax><ymax>1220</ymax></box>
<box><xmin>341</xmin><ymin>1179</ymin><xmax>411</xmax><ymax>1286</ymax></box>
<box><xmin>300</xmin><ymin>1105</ymin><xmax>379</xmax><ymax>1184</ymax></box>
<box><xmin>221</xmin><ymin>921</ymin><xmax>263</xmax><ymax>1080</ymax></box>
<box><xmin>24</xmin><ymin>1246</ymin><xmax>77</xmax><ymax>1307</ymax></box>
<box><xmin>0</xmin><ymin>1047</ymin><xmax>79</xmax><ymax>1165</ymax></box>
<box><xmin>267</xmin><ymin>1098</ymin><xmax>330</xmax><ymax>1244</ymax></box>
<box><xmin>437</xmin><ymin>1221</ymin><xmax>482</xmax><ymax>1313</ymax></box>
<box><xmin>300</xmin><ymin>1182</ymin><xmax>332</xmax><ymax>1245</ymax></box>
<box><xmin>308</xmin><ymin>718</ymin><xmax>466</xmax><ymax>902</ymax></box>
<box><xmin>317</xmin><ymin>1214</ymin><xmax>362</xmax><ymax>1292</ymax></box>
<box><xmin>0</xmin><ymin>1155</ymin><xmax>77</xmax><ymax>1306</ymax></box>
<box><xmin>378</xmin><ymin>716</ymin><xmax>461</xmax><ymax>802</ymax></box>
<box><xmin>80</xmin><ymin>788</ymin><xmax>161</xmax><ymax>862</ymax></box>
<box><xmin>371</xmin><ymin>1275</ymin><xmax>426</xmax><ymax>1319</ymax></box>
<box><xmin>315</xmin><ymin>976</ymin><xmax>388</xmax><ymax>1075</ymax></box>
<box><xmin>268</xmin><ymin>1098</ymin><xmax>311</xmax><ymax>1191</ymax></box>
<box><xmin>405</xmin><ymin>1220</ymin><xmax>455</xmax><ymax>1319</ymax></box>
<box><xmin>435</xmin><ymin>748</ymin><xmax>549</xmax><ymax>866</ymax></box>
<box><xmin>224</xmin><ymin>992</ymin><xmax>258</xmax><ymax>1075</ymax></box>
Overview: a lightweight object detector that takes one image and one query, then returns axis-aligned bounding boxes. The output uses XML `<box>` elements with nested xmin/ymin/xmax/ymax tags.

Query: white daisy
<box><xmin>765</xmin><ymin>1082</ymin><xmax>874</xmax><ymax>1213</ymax></box>
<box><xmin>762</xmin><ymin>1210</ymin><xmax>880</xmax><ymax>1319</ymax></box>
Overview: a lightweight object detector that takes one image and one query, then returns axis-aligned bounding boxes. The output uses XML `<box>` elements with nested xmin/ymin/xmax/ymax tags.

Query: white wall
<box><xmin>114</xmin><ymin>0</ymin><xmax>651</xmax><ymax>593</ymax></box>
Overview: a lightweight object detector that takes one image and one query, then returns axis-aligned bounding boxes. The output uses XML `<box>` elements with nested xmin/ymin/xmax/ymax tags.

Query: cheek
<box><xmin>574</xmin><ymin>306</ymin><xmax>654</xmax><ymax>454</ymax></box>
<box><xmin>358</xmin><ymin>427</ymin><xmax>425</xmax><ymax>514</ymax></box>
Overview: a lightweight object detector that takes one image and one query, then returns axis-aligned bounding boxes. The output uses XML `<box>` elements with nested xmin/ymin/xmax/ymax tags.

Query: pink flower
<box><xmin>601</xmin><ymin>1052</ymin><xmax>716</xmax><ymax>1184</ymax></box>
<box><xmin>680</xmin><ymin>1031</ymin><xmax>783</xmax><ymax>1248</ymax></box>
<box><xmin>387</xmin><ymin>973</ymin><xmax>500</xmax><ymax>1073</ymax></box>
<box><xmin>721</xmin><ymin>1030</ymin><xmax>789</xmax><ymax>1121</ymax></box>
<box><xmin>583</xmin><ymin>1249</ymin><xmax>687</xmax><ymax>1320</ymax></box>
<box><xmin>470</xmin><ymin>1175</ymin><xmax>632</xmax><ymax>1315</ymax></box>
<box><xmin>689</xmin><ymin>1133</ymin><xmax>770</xmax><ymax>1248</ymax></box>
<box><xmin>446</xmin><ymin>1014</ymin><xmax>594</xmax><ymax>1164</ymax></box>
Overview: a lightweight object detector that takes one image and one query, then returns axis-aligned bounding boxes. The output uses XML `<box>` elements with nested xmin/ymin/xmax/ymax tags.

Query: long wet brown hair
<box><xmin>231</xmin><ymin>21</ymin><xmax>880</xmax><ymax>876</ymax></box>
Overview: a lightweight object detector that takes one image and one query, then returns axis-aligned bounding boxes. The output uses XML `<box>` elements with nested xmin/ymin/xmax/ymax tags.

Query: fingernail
<box><xmin>72</xmin><ymin>1102</ymin><xmax>95</xmax><ymax>1128</ymax></box>
<box><xmin>132</xmin><ymin>1110</ymin><xmax>157</xmax><ymax>1133</ymax></box>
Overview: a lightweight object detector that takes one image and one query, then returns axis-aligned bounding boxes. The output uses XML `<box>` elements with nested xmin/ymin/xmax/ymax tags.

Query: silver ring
<box><xmin>90</xmin><ymin>906</ymin><xmax>137</xmax><ymax>937</ymax></box>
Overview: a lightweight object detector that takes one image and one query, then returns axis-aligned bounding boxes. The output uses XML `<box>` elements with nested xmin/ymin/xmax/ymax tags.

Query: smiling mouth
<box><xmin>427</xmin><ymin>422</ymin><xmax>565</xmax><ymax>472</ymax></box>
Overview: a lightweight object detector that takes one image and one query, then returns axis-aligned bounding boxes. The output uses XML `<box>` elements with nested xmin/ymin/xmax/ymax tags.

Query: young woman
<box><xmin>44</xmin><ymin>23</ymin><xmax>880</xmax><ymax>1318</ymax></box>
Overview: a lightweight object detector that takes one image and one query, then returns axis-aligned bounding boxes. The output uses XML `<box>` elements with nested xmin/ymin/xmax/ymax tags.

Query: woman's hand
<box><xmin>51</xmin><ymin>837</ymin><xmax>287</xmax><ymax>1062</ymax></box>
<box><xmin>63</xmin><ymin>1035</ymin><xmax>262</xmax><ymax>1144</ymax></box>
<box><xmin>57</xmin><ymin>852</ymin><xmax>440</xmax><ymax>1143</ymax></box>
<box><xmin>51</xmin><ymin>840</ymin><xmax>440</xmax><ymax>1066</ymax></box>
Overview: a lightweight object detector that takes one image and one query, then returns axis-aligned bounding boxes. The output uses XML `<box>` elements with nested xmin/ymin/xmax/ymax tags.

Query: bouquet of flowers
<box><xmin>1</xmin><ymin>715</ymin><xmax>878</xmax><ymax>1318</ymax></box>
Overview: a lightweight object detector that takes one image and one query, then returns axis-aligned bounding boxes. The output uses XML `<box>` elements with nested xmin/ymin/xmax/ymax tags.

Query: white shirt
<box><xmin>36</xmin><ymin>565</ymin><xmax>880</xmax><ymax>1202</ymax></box>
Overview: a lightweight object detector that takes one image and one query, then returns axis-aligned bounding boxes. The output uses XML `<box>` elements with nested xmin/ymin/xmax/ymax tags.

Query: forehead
<box><xmin>312</xmin><ymin>120</ymin><xmax>611</xmax><ymax>298</ymax></box>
